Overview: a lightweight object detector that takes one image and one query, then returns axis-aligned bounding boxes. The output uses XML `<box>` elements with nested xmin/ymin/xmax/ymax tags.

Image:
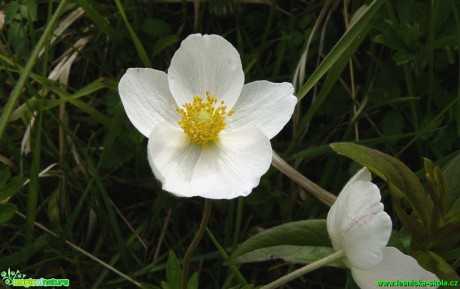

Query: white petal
<box><xmin>147</xmin><ymin>126</ymin><xmax>202</xmax><ymax>197</ymax></box>
<box><xmin>119</xmin><ymin>68</ymin><xmax>180</xmax><ymax>137</ymax></box>
<box><xmin>191</xmin><ymin>128</ymin><xmax>272</xmax><ymax>199</ymax></box>
<box><xmin>327</xmin><ymin>168</ymin><xmax>375</xmax><ymax>251</ymax></box>
<box><xmin>351</xmin><ymin>247</ymin><xmax>440</xmax><ymax>289</ymax></box>
<box><xmin>168</xmin><ymin>34</ymin><xmax>244</xmax><ymax>109</ymax></box>
<box><xmin>342</xmin><ymin>167</ymin><xmax>372</xmax><ymax>191</ymax></box>
<box><xmin>226</xmin><ymin>81</ymin><xmax>297</xmax><ymax>139</ymax></box>
<box><xmin>327</xmin><ymin>177</ymin><xmax>392</xmax><ymax>269</ymax></box>
<box><xmin>147</xmin><ymin>127</ymin><xmax>272</xmax><ymax>199</ymax></box>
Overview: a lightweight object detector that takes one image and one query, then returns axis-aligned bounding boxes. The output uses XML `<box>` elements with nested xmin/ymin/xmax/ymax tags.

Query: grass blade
<box><xmin>296</xmin><ymin>0</ymin><xmax>384</xmax><ymax>101</ymax></box>
<box><xmin>0</xmin><ymin>0</ymin><xmax>68</xmax><ymax>140</ymax></box>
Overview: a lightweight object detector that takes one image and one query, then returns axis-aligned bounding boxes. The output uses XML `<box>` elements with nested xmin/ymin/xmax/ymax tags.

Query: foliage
<box><xmin>0</xmin><ymin>0</ymin><xmax>459</xmax><ymax>288</ymax></box>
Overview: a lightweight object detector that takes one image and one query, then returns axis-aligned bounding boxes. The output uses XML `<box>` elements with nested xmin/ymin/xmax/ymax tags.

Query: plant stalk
<box><xmin>182</xmin><ymin>198</ymin><xmax>212</xmax><ymax>289</ymax></box>
<box><xmin>272</xmin><ymin>150</ymin><xmax>336</xmax><ymax>206</ymax></box>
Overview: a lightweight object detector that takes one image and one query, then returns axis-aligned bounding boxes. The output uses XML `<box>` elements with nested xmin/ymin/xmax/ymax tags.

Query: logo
<box><xmin>1</xmin><ymin>268</ymin><xmax>70</xmax><ymax>287</ymax></box>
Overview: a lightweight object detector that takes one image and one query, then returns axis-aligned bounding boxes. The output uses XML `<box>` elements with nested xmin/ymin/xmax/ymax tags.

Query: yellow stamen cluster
<box><xmin>177</xmin><ymin>92</ymin><xmax>234</xmax><ymax>146</ymax></box>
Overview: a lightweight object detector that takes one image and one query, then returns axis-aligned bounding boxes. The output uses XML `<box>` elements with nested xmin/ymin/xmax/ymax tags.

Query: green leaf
<box><xmin>227</xmin><ymin>220</ymin><xmax>335</xmax><ymax>265</ymax></box>
<box><xmin>0</xmin><ymin>167</ymin><xmax>11</xmax><ymax>188</ymax></box>
<box><xmin>0</xmin><ymin>175</ymin><xmax>24</xmax><ymax>201</ymax></box>
<box><xmin>4</xmin><ymin>1</ymin><xmax>20</xmax><ymax>23</ymax></box>
<box><xmin>166</xmin><ymin>250</ymin><xmax>182</xmax><ymax>289</ymax></box>
<box><xmin>21</xmin><ymin>0</ymin><xmax>37</xmax><ymax>22</ymax></box>
<box><xmin>114</xmin><ymin>0</ymin><xmax>152</xmax><ymax>67</ymax></box>
<box><xmin>74</xmin><ymin>0</ymin><xmax>116</xmax><ymax>38</ymax></box>
<box><xmin>422</xmin><ymin>159</ymin><xmax>460</xmax><ymax>245</ymax></box>
<box><xmin>25</xmin><ymin>78</ymin><xmax>106</xmax><ymax>112</ymax></box>
<box><xmin>296</xmin><ymin>0</ymin><xmax>385</xmax><ymax>101</ymax></box>
<box><xmin>295</xmin><ymin>6</ymin><xmax>373</xmax><ymax>139</ymax></box>
<box><xmin>330</xmin><ymin>142</ymin><xmax>430</xmax><ymax>247</ymax></box>
<box><xmin>442</xmin><ymin>151</ymin><xmax>460</xmax><ymax>206</ymax></box>
<box><xmin>230</xmin><ymin>244</ymin><xmax>338</xmax><ymax>266</ymax></box>
<box><xmin>47</xmin><ymin>189</ymin><xmax>60</xmax><ymax>226</ymax></box>
<box><xmin>187</xmin><ymin>272</ymin><xmax>198</xmax><ymax>289</ymax></box>
<box><xmin>142</xmin><ymin>18</ymin><xmax>171</xmax><ymax>37</ymax></box>
<box><xmin>0</xmin><ymin>0</ymin><xmax>68</xmax><ymax>141</ymax></box>
<box><xmin>432</xmin><ymin>206</ymin><xmax>460</xmax><ymax>245</ymax></box>
<box><xmin>153</xmin><ymin>35</ymin><xmax>180</xmax><ymax>57</ymax></box>
<box><xmin>415</xmin><ymin>250</ymin><xmax>459</xmax><ymax>282</ymax></box>
<box><xmin>206</xmin><ymin>228</ymin><xmax>248</xmax><ymax>286</ymax></box>
<box><xmin>27</xmin><ymin>78</ymin><xmax>105</xmax><ymax>110</ymax></box>
<box><xmin>0</xmin><ymin>204</ymin><xmax>16</xmax><ymax>225</ymax></box>
<box><xmin>424</xmin><ymin>158</ymin><xmax>448</xmax><ymax>217</ymax></box>
<box><xmin>0</xmin><ymin>234</ymin><xmax>51</xmax><ymax>265</ymax></box>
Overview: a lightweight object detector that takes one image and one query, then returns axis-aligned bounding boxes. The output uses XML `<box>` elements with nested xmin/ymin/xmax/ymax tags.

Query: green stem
<box><xmin>232</xmin><ymin>197</ymin><xmax>244</xmax><ymax>250</ymax></box>
<box><xmin>260</xmin><ymin>250</ymin><xmax>345</xmax><ymax>289</ymax></box>
<box><xmin>272</xmin><ymin>150</ymin><xmax>336</xmax><ymax>207</ymax></box>
<box><xmin>0</xmin><ymin>0</ymin><xmax>68</xmax><ymax>141</ymax></box>
<box><xmin>182</xmin><ymin>198</ymin><xmax>212</xmax><ymax>289</ymax></box>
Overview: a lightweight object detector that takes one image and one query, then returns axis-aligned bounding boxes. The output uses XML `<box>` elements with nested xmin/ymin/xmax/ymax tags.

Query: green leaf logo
<box><xmin>1</xmin><ymin>268</ymin><xmax>27</xmax><ymax>285</ymax></box>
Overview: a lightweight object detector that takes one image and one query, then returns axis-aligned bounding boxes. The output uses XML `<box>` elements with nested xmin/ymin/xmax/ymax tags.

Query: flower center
<box><xmin>177</xmin><ymin>92</ymin><xmax>234</xmax><ymax>146</ymax></box>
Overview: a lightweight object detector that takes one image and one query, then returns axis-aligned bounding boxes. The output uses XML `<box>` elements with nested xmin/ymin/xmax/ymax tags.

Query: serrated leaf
<box><xmin>330</xmin><ymin>142</ymin><xmax>430</xmax><ymax>247</ymax></box>
<box><xmin>227</xmin><ymin>220</ymin><xmax>333</xmax><ymax>265</ymax></box>
<box><xmin>0</xmin><ymin>204</ymin><xmax>16</xmax><ymax>224</ymax></box>
<box><xmin>166</xmin><ymin>250</ymin><xmax>182</xmax><ymax>289</ymax></box>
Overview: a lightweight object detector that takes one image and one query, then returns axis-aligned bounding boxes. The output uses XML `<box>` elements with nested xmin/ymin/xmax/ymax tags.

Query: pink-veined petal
<box><xmin>327</xmin><ymin>168</ymin><xmax>392</xmax><ymax>269</ymax></box>
<box><xmin>327</xmin><ymin>168</ymin><xmax>374</xmax><ymax>251</ymax></box>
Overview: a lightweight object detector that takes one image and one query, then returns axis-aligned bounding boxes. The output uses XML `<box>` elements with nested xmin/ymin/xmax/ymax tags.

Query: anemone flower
<box><xmin>327</xmin><ymin>168</ymin><xmax>439</xmax><ymax>289</ymax></box>
<box><xmin>118</xmin><ymin>34</ymin><xmax>296</xmax><ymax>199</ymax></box>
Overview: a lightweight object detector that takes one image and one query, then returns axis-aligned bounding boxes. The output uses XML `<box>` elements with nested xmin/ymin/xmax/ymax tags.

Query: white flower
<box><xmin>327</xmin><ymin>168</ymin><xmax>439</xmax><ymax>289</ymax></box>
<box><xmin>118</xmin><ymin>34</ymin><xmax>296</xmax><ymax>199</ymax></box>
